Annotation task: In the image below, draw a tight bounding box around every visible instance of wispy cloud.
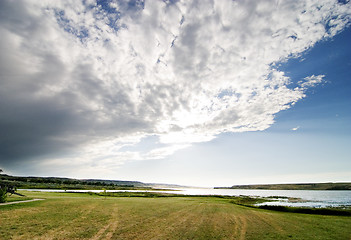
[291,126,300,131]
[0,0,350,170]
[299,75,325,88]
[143,144,191,160]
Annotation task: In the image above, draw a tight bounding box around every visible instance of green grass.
[3,194,33,203]
[0,191,350,240]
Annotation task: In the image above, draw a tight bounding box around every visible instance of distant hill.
[215,182,351,190]
[0,174,185,190]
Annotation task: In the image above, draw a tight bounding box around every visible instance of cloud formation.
[291,126,300,131]
[0,0,350,172]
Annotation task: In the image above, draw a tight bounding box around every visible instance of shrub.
[0,187,7,203]
[258,205,351,216]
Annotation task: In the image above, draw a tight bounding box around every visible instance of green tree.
[0,169,7,202]
[0,186,7,203]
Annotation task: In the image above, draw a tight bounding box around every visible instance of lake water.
[169,188,351,208]
[22,188,351,208]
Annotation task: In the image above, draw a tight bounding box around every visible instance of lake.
[22,188,351,208]
[169,188,351,208]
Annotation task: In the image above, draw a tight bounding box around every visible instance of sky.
[0,0,350,187]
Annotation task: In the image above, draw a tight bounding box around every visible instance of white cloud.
[291,126,300,131]
[0,0,350,169]
[143,144,191,160]
[299,75,325,88]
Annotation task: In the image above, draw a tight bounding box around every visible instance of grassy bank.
[2,194,33,203]
[1,191,350,240]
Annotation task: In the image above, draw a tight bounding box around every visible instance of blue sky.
[0,0,350,187]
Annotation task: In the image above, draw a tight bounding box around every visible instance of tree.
[0,169,5,202]
[0,185,7,203]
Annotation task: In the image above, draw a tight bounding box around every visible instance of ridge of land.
[0,174,186,190]
[215,182,351,190]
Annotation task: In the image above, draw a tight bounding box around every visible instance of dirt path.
[0,199,45,206]
[238,215,247,240]
[90,203,119,240]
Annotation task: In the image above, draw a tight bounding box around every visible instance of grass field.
[1,191,351,240]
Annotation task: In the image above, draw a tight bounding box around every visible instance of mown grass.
[0,191,350,240]
[3,194,33,203]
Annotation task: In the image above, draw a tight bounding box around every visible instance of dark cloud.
[0,91,80,165]
[0,1,148,167]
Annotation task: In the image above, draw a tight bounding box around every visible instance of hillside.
[0,174,183,190]
[215,182,351,190]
